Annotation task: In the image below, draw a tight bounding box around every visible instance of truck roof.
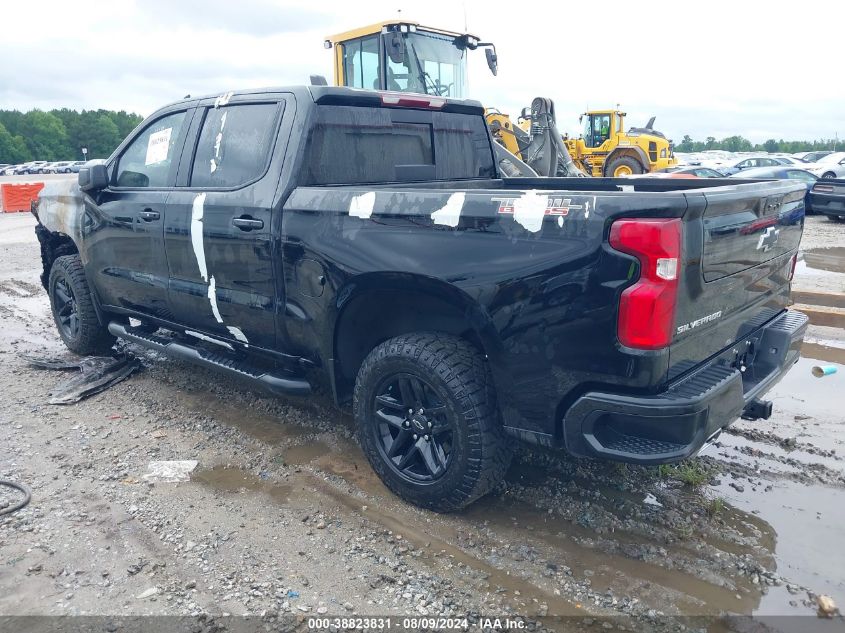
[157,86,485,116]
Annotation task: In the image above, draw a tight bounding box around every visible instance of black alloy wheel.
[372,373,454,482]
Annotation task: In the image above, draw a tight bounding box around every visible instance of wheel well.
[333,286,486,403]
[35,224,78,289]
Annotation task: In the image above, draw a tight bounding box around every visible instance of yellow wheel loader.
[565,110,677,177]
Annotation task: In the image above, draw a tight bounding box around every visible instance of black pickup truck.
[34,86,808,511]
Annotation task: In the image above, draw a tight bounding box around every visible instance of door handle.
[232,217,264,231]
[138,209,160,221]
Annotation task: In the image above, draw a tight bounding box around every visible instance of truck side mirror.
[79,163,108,192]
[485,47,498,76]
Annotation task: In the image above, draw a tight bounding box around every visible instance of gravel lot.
[1,209,843,631]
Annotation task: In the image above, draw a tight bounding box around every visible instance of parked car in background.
[796,151,833,163]
[45,161,75,174]
[771,155,809,166]
[809,179,845,222]
[662,166,725,177]
[23,161,49,174]
[69,161,91,173]
[803,152,845,179]
[712,156,784,175]
[730,166,818,212]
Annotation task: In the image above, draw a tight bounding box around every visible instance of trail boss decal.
[677,310,723,335]
[493,196,583,216]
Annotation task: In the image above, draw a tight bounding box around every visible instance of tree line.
[0,108,144,164]
[675,135,841,154]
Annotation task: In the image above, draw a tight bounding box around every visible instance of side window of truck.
[189,103,281,188]
[114,111,188,188]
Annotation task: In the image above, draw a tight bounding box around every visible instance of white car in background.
[709,155,785,175]
[804,152,845,179]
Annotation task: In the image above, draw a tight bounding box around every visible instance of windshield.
[386,31,468,98]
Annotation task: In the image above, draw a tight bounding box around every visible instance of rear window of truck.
[301,105,496,185]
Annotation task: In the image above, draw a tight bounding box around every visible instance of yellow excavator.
[321,20,676,177]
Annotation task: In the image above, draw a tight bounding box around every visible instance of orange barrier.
[1,182,45,213]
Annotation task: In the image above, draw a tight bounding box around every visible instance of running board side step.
[108,322,311,397]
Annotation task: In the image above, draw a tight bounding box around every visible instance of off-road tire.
[354,332,512,512]
[606,155,644,177]
[48,254,115,355]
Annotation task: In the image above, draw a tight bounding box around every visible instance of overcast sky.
[2,0,843,143]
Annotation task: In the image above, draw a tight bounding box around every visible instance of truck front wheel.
[48,255,115,355]
[607,155,644,177]
[353,332,511,512]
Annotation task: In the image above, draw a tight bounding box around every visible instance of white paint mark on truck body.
[512,190,548,233]
[227,326,249,345]
[213,91,234,108]
[185,330,234,350]
[349,191,376,219]
[190,193,208,282]
[207,276,224,324]
[431,192,465,227]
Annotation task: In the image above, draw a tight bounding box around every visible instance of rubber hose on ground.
[0,480,32,516]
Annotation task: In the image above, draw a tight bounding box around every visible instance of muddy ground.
[1,210,844,631]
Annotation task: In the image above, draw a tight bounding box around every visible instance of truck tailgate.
[669,181,806,380]
[701,186,804,281]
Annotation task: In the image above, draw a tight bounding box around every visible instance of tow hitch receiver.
[742,398,773,421]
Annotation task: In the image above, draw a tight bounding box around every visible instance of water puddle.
[801,341,845,366]
[306,475,585,618]
[765,357,844,422]
[711,478,845,614]
[803,247,845,275]
[192,465,293,504]
[282,441,331,466]
[461,491,763,615]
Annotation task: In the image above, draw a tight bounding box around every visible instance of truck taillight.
[788,253,798,281]
[609,218,682,350]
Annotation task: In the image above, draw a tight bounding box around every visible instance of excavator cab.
[324,21,497,99]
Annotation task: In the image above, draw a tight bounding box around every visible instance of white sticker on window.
[145,128,172,165]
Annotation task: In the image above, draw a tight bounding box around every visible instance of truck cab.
[324,21,497,99]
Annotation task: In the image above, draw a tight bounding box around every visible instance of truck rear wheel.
[353,332,511,512]
[48,255,115,355]
[607,155,644,177]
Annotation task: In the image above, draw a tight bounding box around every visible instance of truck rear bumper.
[562,309,809,465]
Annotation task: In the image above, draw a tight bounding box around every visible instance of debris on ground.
[21,351,142,404]
[817,595,838,617]
[143,460,199,483]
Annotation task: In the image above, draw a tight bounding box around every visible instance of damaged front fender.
[33,179,87,289]
[34,178,86,244]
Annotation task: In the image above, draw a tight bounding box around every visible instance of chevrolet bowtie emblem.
[757,226,780,252]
